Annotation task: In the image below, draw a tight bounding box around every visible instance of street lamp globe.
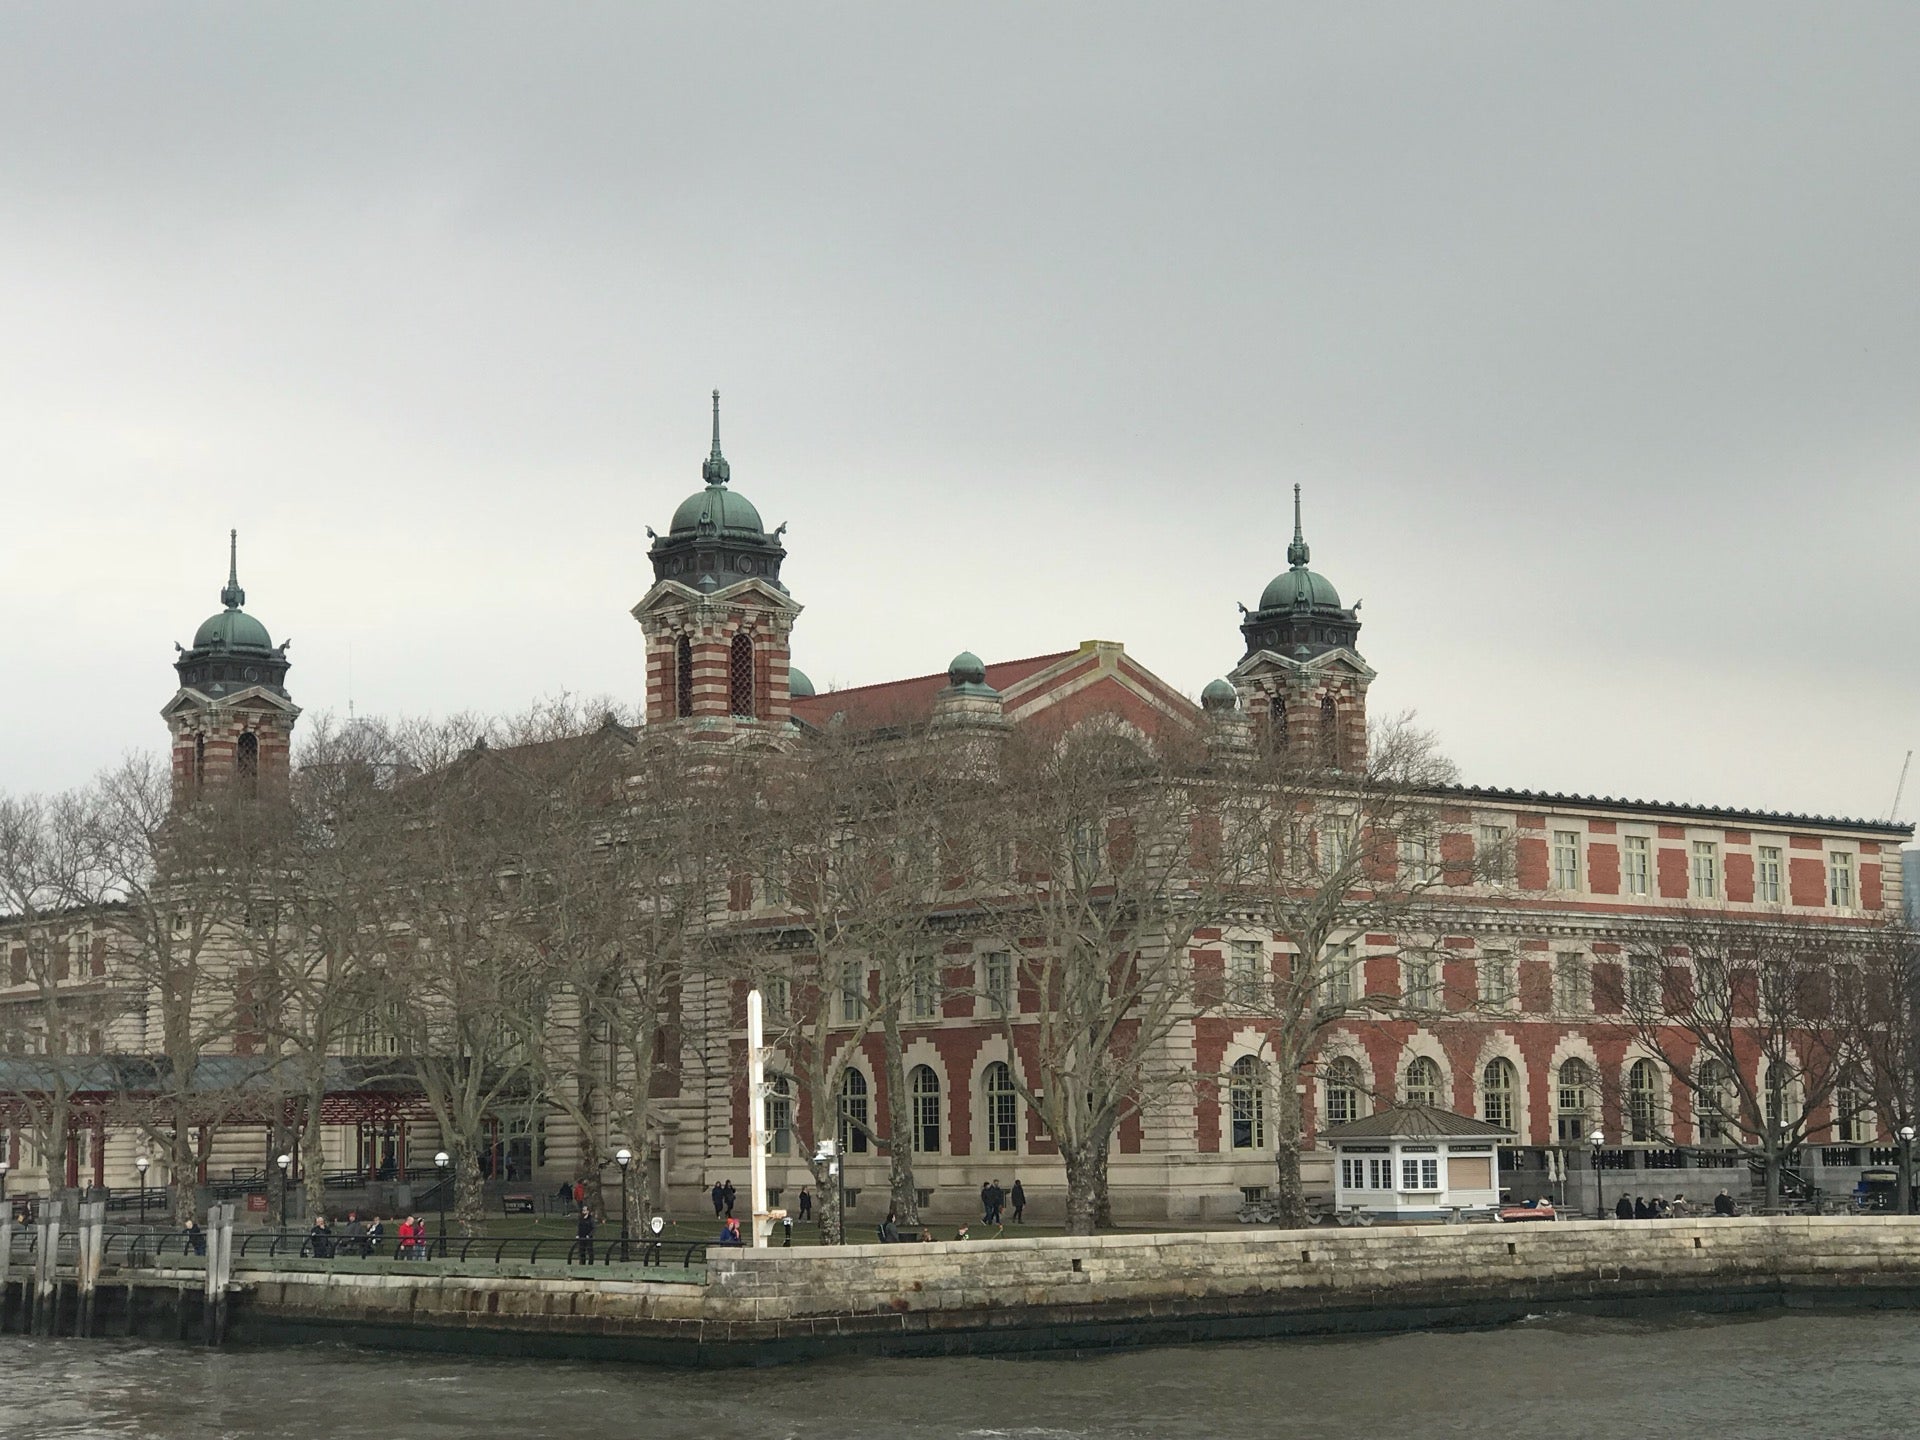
[649,1215,665,1236]
[615,1147,632,1168]
[135,1155,150,1175]
[434,1150,450,1168]
[1901,1126,1915,1143]
[276,1152,292,1171]
[1588,1129,1604,1148]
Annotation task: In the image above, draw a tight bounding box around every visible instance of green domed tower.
[162,531,300,804]
[633,393,803,730]
[1230,487,1374,769]
[1239,485,1362,663]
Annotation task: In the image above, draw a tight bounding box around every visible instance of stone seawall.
[27,1217,1920,1365]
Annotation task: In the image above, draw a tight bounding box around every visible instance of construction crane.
[1890,750,1912,823]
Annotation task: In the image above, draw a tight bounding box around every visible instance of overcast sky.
[2,4,1916,823]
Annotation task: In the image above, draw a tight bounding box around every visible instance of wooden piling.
[203,1202,233,1346]
[76,1199,104,1337]
[0,1216,12,1332]
[32,1199,61,1335]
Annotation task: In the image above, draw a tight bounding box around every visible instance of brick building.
[1,398,1911,1223]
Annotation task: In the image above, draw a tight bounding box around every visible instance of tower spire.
[701,389,731,486]
[220,528,246,610]
[1286,484,1310,569]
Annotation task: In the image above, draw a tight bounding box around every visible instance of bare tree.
[1212,713,1488,1227]
[958,721,1234,1236]
[1607,912,1878,1207]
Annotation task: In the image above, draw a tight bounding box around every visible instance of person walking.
[395,1215,414,1259]
[183,1217,206,1256]
[722,1179,737,1218]
[798,1187,812,1223]
[878,1209,899,1244]
[1615,1192,1634,1220]
[986,1180,1005,1225]
[1010,1179,1026,1224]
[576,1205,597,1265]
[980,1180,993,1224]
[363,1214,385,1257]
[711,1180,726,1218]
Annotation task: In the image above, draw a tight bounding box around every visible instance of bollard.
[0,1216,11,1332]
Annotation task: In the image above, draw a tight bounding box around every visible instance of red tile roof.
[789,650,1076,731]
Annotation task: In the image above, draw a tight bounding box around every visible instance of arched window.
[1696,1059,1733,1144]
[1324,1056,1364,1126]
[1481,1058,1517,1131]
[1269,698,1288,750]
[1404,1056,1441,1108]
[237,731,259,795]
[765,1074,792,1156]
[839,1068,869,1154]
[909,1064,941,1154]
[193,734,206,792]
[1628,1059,1661,1142]
[1834,1075,1870,1145]
[729,632,755,717]
[1229,1055,1266,1150]
[1556,1058,1594,1142]
[1320,695,1338,765]
[675,637,694,719]
[1764,1062,1789,1136]
[983,1061,1019,1154]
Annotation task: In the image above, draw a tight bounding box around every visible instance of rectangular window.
[1691,841,1719,900]
[982,951,1012,1014]
[1368,1157,1393,1189]
[761,976,790,1020]
[1697,955,1730,1012]
[1551,831,1581,890]
[1341,1157,1364,1189]
[1320,814,1358,874]
[838,962,865,1023]
[1627,955,1658,1010]
[1756,846,1783,905]
[1829,852,1855,908]
[1228,940,1264,1007]
[1478,824,1511,884]
[1399,1157,1441,1192]
[1320,944,1355,1009]
[1479,952,1514,1007]
[1553,954,1588,1014]
[1622,836,1651,896]
[1400,833,1438,886]
[909,957,938,1020]
[1402,957,1438,1009]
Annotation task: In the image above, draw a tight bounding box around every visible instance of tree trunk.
[811,1155,843,1244]
[450,1137,486,1236]
[879,1013,918,1225]
[1062,1143,1103,1236]
[1272,1074,1308,1227]
[1091,1131,1114,1229]
[169,1106,198,1223]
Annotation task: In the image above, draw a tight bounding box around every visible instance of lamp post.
[1900,1126,1916,1216]
[275,1151,292,1229]
[1588,1129,1606,1219]
[135,1155,150,1224]
[614,1147,632,1262]
[434,1150,451,1258]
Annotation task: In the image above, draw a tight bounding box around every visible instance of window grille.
[729,633,755,717]
[1481,1058,1516,1130]
[675,638,693,718]
[1325,1057,1364,1125]
[1229,1056,1266,1149]
[909,1065,941,1153]
[984,1062,1019,1153]
[1404,1056,1441,1107]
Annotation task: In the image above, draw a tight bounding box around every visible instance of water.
[4,1310,1918,1439]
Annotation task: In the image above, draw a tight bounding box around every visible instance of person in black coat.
[797,1187,812,1222]
[1633,1196,1652,1220]
[1010,1179,1026,1223]
[722,1179,737,1218]
[710,1181,725,1218]
[1713,1189,1738,1216]
[1615,1193,1634,1220]
[576,1206,597,1264]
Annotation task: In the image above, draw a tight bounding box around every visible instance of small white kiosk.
[1322,1104,1513,1221]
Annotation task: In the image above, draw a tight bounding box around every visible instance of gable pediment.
[631,575,800,622]
[161,685,302,721]
[1230,646,1376,685]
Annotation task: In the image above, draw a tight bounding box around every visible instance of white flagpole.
[747,987,771,1248]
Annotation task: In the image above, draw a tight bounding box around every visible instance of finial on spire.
[220,528,246,610]
[1286,485,1311,569]
[701,388,731,486]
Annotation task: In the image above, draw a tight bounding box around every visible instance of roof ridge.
[799,648,1079,701]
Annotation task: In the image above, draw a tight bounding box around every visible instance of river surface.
[4,1310,1917,1438]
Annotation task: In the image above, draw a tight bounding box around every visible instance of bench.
[500,1194,536,1216]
